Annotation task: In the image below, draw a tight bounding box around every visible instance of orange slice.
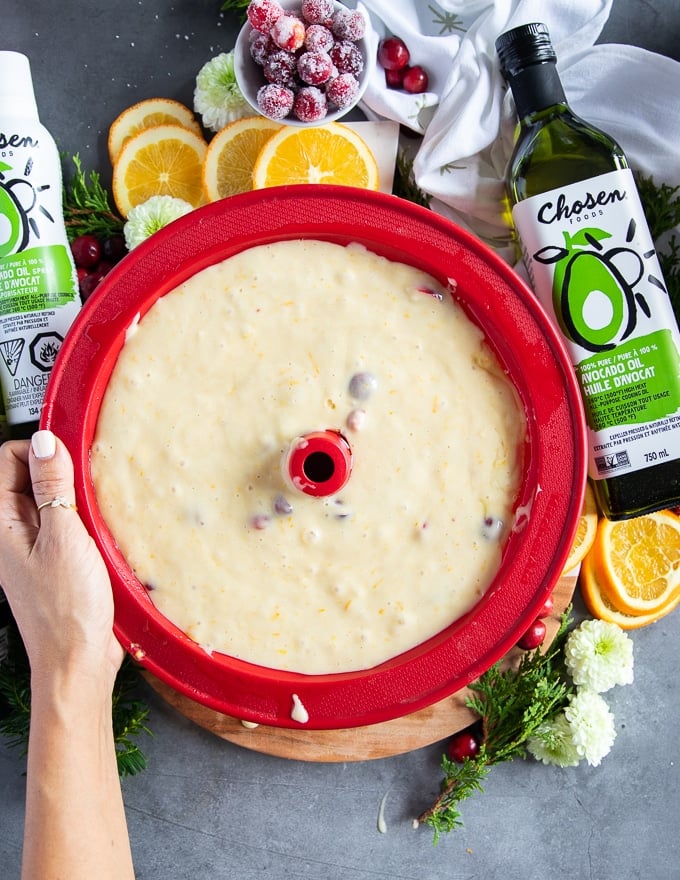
[202,116,282,201]
[579,550,680,629]
[112,124,208,217]
[561,481,598,574]
[252,122,379,190]
[590,509,680,615]
[108,97,202,164]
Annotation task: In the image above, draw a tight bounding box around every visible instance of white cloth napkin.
[357,0,680,260]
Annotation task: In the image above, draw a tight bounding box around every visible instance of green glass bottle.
[496,22,680,520]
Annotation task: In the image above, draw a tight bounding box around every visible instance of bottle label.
[0,129,80,426]
[513,168,680,480]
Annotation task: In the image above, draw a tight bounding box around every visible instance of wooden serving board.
[143,574,577,762]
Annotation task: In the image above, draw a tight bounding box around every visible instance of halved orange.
[202,116,282,202]
[561,481,598,574]
[590,509,680,615]
[580,550,680,629]
[108,97,202,164]
[252,122,379,190]
[112,124,208,217]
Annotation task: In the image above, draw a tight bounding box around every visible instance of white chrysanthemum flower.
[527,713,581,768]
[565,619,634,693]
[123,196,194,250]
[564,689,616,767]
[194,52,251,132]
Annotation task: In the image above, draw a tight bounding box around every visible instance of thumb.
[29,430,78,515]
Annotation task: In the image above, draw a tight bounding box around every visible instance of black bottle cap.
[495,22,556,77]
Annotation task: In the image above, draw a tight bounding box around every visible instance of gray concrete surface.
[2,2,680,878]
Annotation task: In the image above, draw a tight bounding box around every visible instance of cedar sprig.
[418,608,575,842]
[62,154,124,242]
[393,149,432,208]
[0,626,152,778]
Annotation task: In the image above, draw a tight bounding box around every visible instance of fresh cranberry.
[101,234,127,263]
[517,619,547,650]
[385,67,405,89]
[402,65,429,94]
[447,729,481,763]
[536,594,554,619]
[377,36,410,71]
[76,266,89,285]
[70,234,101,269]
[79,269,107,301]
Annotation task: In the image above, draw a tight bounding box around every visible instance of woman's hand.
[0,429,123,687]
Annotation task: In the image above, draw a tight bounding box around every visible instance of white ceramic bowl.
[233,0,374,127]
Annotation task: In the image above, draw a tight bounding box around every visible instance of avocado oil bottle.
[496,23,680,520]
[0,51,81,438]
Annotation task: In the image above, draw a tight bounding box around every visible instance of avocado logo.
[0,156,52,259]
[532,221,663,353]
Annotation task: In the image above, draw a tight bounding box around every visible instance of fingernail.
[31,430,56,460]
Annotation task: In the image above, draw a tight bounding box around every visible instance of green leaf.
[219,0,250,21]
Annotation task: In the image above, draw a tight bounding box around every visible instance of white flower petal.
[124,195,194,250]
[194,51,251,133]
[565,619,634,693]
[564,689,617,767]
[527,713,582,768]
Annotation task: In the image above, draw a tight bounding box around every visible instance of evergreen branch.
[62,154,124,241]
[419,609,575,840]
[636,172,680,320]
[220,0,250,20]
[0,626,152,777]
[393,149,432,208]
[417,753,489,843]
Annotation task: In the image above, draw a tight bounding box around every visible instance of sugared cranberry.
[250,30,275,65]
[447,729,481,763]
[70,234,101,269]
[329,40,363,76]
[257,83,294,119]
[304,23,334,53]
[377,36,410,71]
[247,0,284,34]
[293,86,327,122]
[297,50,333,85]
[517,619,547,650]
[331,8,366,41]
[301,0,334,23]
[402,64,429,94]
[263,50,298,86]
[326,72,359,108]
[270,14,306,51]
